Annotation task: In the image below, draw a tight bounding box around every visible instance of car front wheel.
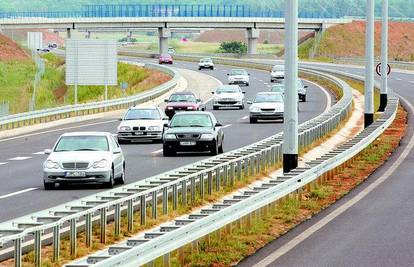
[250,117,257,123]
[104,169,115,188]
[44,181,55,190]
[210,141,219,156]
[116,164,126,185]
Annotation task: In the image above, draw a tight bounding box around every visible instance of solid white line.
[0,119,118,143]
[222,124,232,128]
[152,149,163,154]
[302,79,332,113]
[8,156,32,161]
[0,188,38,200]
[253,95,414,267]
[241,116,249,120]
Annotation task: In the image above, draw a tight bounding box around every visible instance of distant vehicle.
[198,58,215,70]
[43,132,125,189]
[162,111,224,156]
[47,42,58,49]
[164,91,206,119]
[227,69,250,86]
[270,79,308,102]
[248,92,284,123]
[37,47,50,53]
[270,65,285,82]
[117,106,168,143]
[167,47,175,54]
[212,85,245,110]
[159,54,173,64]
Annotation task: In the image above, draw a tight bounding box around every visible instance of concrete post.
[127,31,133,42]
[246,28,259,55]
[365,0,375,127]
[283,0,299,173]
[86,31,91,39]
[379,0,388,112]
[158,27,171,55]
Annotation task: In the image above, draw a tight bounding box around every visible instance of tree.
[219,41,247,54]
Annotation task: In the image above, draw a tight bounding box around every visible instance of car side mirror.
[118,118,123,121]
[304,85,308,89]
[113,148,122,154]
[242,92,246,94]
[164,99,169,103]
[211,92,215,94]
[44,149,52,155]
[162,117,169,121]
[215,122,223,127]
[164,123,169,128]
[227,73,229,76]
[248,73,250,76]
[197,99,202,102]
[247,101,253,104]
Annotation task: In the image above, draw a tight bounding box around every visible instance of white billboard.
[65,39,117,86]
[27,32,43,50]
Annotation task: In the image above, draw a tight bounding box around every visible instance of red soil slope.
[0,34,29,61]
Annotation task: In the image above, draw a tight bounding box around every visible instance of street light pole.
[365,0,375,128]
[379,0,388,112]
[283,0,299,173]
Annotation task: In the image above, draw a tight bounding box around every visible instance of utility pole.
[379,0,388,112]
[283,0,299,173]
[365,0,375,127]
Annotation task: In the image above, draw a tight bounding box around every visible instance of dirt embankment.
[0,34,30,61]
[195,29,314,44]
[314,21,414,61]
[2,29,65,47]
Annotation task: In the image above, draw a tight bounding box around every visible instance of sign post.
[379,0,389,112]
[365,0,375,128]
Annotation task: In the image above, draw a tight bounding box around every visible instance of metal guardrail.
[0,65,352,266]
[0,63,179,131]
[67,69,399,267]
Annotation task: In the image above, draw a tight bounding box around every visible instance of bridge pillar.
[86,31,91,39]
[66,28,72,39]
[158,28,171,55]
[127,31,133,42]
[246,28,259,55]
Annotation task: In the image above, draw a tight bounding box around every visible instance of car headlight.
[148,126,161,131]
[92,159,109,169]
[164,133,176,140]
[187,106,194,110]
[250,107,260,112]
[200,133,215,140]
[119,126,131,131]
[45,160,59,169]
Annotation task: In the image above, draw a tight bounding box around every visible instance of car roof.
[173,111,213,116]
[170,91,196,95]
[230,68,246,71]
[129,105,158,110]
[61,132,110,137]
[257,92,281,95]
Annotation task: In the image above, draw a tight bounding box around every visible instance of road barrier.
[0,66,353,266]
[0,63,179,132]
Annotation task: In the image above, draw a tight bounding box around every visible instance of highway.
[0,59,331,222]
[239,64,414,267]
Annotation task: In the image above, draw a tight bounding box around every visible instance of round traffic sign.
[376,63,391,76]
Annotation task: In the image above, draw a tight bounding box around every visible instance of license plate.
[134,132,144,135]
[65,171,86,177]
[180,141,196,146]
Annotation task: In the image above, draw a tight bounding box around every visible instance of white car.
[298,79,308,102]
[227,69,250,86]
[43,132,125,189]
[212,85,245,110]
[270,65,285,83]
[167,47,175,54]
[198,58,214,70]
[248,92,284,123]
[117,106,168,143]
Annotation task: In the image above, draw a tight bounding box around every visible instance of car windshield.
[271,85,285,93]
[169,94,197,103]
[54,136,109,152]
[272,65,284,72]
[124,109,160,120]
[254,93,284,103]
[170,114,213,128]
[216,86,239,93]
[201,58,212,63]
[230,69,246,76]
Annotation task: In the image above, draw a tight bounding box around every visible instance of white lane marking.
[241,116,249,120]
[253,77,257,80]
[32,151,45,155]
[264,82,269,85]
[0,188,38,200]
[0,119,118,143]
[8,156,32,161]
[259,79,263,82]
[410,81,414,84]
[222,124,232,128]
[0,162,7,166]
[396,78,402,81]
[302,79,332,113]
[152,149,163,154]
[253,94,414,267]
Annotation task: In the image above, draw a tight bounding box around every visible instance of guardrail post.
[33,230,42,267]
[163,187,168,215]
[172,184,178,210]
[215,168,220,191]
[223,165,228,186]
[114,203,121,237]
[100,207,107,243]
[230,163,235,186]
[127,199,134,232]
[207,171,212,195]
[85,213,92,248]
[178,247,185,265]
[14,238,22,267]
[249,156,254,177]
[152,191,158,219]
[163,252,171,267]
[181,180,187,206]
[52,225,60,262]
[190,177,196,204]
[199,174,205,199]
[244,159,249,178]
[140,195,147,225]
[237,160,242,180]
[70,218,77,256]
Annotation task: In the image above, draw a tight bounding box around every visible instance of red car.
[164,92,206,119]
[159,54,173,64]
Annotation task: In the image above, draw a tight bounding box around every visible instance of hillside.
[0,34,29,61]
[300,21,414,62]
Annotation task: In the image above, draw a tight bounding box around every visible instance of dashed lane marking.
[222,124,232,128]
[0,188,38,200]
[0,162,7,166]
[241,116,249,120]
[32,151,45,155]
[8,156,32,161]
[396,78,403,81]
[152,149,163,154]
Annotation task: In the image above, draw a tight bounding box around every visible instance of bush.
[218,41,247,54]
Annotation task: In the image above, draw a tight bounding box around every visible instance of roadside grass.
[0,60,35,114]
[342,77,380,112]
[173,104,407,267]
